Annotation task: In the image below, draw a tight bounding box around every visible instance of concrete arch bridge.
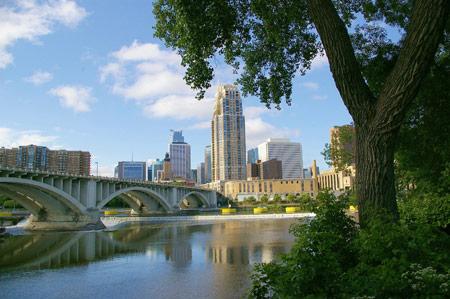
[0,168,217,230]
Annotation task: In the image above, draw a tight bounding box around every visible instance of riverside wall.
[101,213,315,228]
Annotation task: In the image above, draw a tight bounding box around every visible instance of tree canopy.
[153,0,449,225]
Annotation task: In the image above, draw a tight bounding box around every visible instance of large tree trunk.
[356,125,399,224]
[307,0,449,226]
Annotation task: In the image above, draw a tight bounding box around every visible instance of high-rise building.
[160,152,173,181]
[258,138,303,179]
[170,129,184,143]
[197,162,205,184]
[329,125,356,166]
[0,145,90,176]
[211,84,246,181]
[169,130,191,180]
[303,166,320,179]
[247,148,259,164]
[204,145,212,183]
[115,161,147,180]
[151,159,163,182]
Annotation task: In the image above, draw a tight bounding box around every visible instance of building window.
[302,181,305,191]
[270,182,273,192]
[264,182,267,192]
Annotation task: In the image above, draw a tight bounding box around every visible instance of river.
[0,218,299,299]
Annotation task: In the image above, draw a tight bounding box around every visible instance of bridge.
[0,168,217,230]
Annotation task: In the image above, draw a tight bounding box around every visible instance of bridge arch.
[97,187,171,212]
[0,177,86,215]
[179,191,210,209]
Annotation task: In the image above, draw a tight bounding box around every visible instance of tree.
[286,193,297,203]
[273,194,282,203]
[260,195,269,203]
[153,0,450,225]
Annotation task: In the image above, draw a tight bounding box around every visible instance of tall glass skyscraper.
[211,84,246,181]
[204,145,212,183]
[169,130,191,180]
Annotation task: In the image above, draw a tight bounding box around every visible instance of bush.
[248,191,450,298]
[272,194,282,203]
[260,195,269,203]
[286,193,297,203]
[245,196,257,203]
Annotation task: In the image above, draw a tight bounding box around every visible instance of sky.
[0,0,353,177]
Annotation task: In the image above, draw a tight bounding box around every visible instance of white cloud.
[244,106,270,118]
[0,0,88,68]
[0,127,59,147]
[143,95,213,120]
[100,41,220,120]
[187,121,211,130]
[300,81,319,90]
[97,165,114,177]
[245,118,300,149]
[310,53,329,71]
[313,95,328,100]
[49,85,97,112]
[111,40,180,65]
[24,71,53,85]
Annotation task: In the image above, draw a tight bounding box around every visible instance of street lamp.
[95,162,98,176]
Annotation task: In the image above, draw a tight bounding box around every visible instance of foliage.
[398,190,450,232]
[2,199,22,209]
[260,195,268,203]
[395,45,450,194]
[244,196,257,203]
[272,194,281,203]
[321,124,356,171]
[285,193,297,203]
[105,197,130,208]
[298,193,312,209]
[248,191,450,298]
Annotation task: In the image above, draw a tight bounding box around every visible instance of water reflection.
[0,219,296,271]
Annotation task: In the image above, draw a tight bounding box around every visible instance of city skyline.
[0,1,353,177]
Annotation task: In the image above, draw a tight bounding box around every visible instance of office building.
[226,160,319,201]
[197,162,205,184]
[258,138,303,179]
[330,124,356,166]
[247,159,282,180]
[247,148,259,164]
[0,145,90,176]
[204,145,212,183]
[303,166,320,179]
[160,152,173,181]
[169,130,191,180]
[151,159,163,182]
[115,161,147,180]
[211,84,246,181]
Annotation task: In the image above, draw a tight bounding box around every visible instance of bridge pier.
[24,210,105,231]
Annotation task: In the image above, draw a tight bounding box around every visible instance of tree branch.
[306,0,376,123]
[373,0,450,134]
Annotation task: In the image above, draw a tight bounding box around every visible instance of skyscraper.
[204,145,212,183]
[247,148,259,164]
[258,138,303,179]
[169,130,191,180]
[197,162,205,184]
[151,159,163,182]
[211,84,247,181]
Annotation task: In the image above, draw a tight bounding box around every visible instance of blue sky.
[0,0,352,177]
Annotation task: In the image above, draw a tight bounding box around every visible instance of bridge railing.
[0,167,212,192]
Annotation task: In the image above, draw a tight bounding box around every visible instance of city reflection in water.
[0,220,296,272]
[0,219,297,298]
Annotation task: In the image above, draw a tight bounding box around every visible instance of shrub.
[286,193,297,203]
[248,191,450,298]
[272,194,281,203]
[260,195,269,203]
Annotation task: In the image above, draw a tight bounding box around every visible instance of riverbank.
[101,212,315,228]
